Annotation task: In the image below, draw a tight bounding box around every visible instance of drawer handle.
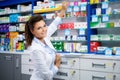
[113,63,116,70]
[92,75,106,80]
[29,69,33,72]
[92,63,106,68]
[72,60,76,64]
[57,71,68,76]
[61,61,67,65]
[113,75,116,80]
[71,71,76,75]
[16,57,19,69]
[29,59,32,62]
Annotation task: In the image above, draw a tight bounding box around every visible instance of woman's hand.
[59,1,68,18]
[54,54,61,68]
[61,1,68,11]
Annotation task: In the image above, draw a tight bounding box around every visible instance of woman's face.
[31,20,47,40]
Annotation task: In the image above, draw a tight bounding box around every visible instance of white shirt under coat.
[28,17,62,80]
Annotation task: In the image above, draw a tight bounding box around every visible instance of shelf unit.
[0,1,34,52]
[32,0,88,53]
[0,0,120,55]
[89,0,120,55]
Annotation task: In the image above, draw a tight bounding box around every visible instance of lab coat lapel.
[32,40,46,52]
[44,37,56,51]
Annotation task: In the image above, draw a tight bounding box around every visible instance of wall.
[0,0,36,7]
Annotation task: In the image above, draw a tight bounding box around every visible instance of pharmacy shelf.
[33,6,62,14]
[91,40,120,42]
[0,0,34,7]
[0,21,27,24]
[90,0,120,5]
[51,40,87,42]
[0,10,32,16]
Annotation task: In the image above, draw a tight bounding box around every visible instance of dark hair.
[25,14,44,47]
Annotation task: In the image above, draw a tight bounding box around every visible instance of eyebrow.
[39,24,46,27]
[36,24,46,30]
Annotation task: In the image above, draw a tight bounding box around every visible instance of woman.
[25,2,68,80]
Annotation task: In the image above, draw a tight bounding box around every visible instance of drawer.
[80,70,120,80]
[54,68,79,80]
[21,55,32,65]
[22,74,31,80]
[79,58,120,73]
[22,64,34,75]
[60,57,79,69]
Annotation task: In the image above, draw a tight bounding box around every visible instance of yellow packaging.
[9,32,18,51]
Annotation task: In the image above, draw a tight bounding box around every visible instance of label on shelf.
[80,4,86,11]
[67,6,72,12]
[73,6,79,12]
[116,48,120,56]
[96,8,101,15]
[102,2,109,9]
[64,29,71,36]
[100,23,106,28]
[114,22,120,27]
[102,14,109,22]
[91,15,98,22]
[78,29,85,35]
[97,47,107,53]
[105,48,112,55]
[91,35,99,41]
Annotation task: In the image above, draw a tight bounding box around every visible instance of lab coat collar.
[33,37,56,52]
[33,37,46,47]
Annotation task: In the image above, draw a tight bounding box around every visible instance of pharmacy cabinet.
[79,55,120,80]
[79,58,120,73]
[22,74,31,80]
[0,53,21,80]
[21,54,32,65]
[54,55,80,80]
[80,70,120,80]
[21,54,33,80]
[60,57,80,69]
[0,54,14,80]
[54,68,79,80]
[14,54,22,80]
[21,54,80,80]
[22,65,34,75]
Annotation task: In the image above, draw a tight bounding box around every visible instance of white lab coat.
[28,17,62,80]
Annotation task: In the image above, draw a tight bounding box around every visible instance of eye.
[37,27,42,30]
[43,24,47,27]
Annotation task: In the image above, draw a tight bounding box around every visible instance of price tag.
[105,48,112,55]
[102,2,109,9]
[67,7,72,12]
[116,48,120,56]
[100,23,106,28]
[73,6,79,12]
[92,15,98,22]
[79,29,85,35]
[102,14,109,22]
[80,4,86,11]
[114,22,119,27]
[64,29,71,36]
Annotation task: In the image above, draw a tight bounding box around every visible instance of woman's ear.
[30,29,34,35]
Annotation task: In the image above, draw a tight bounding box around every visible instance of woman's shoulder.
[28,40,42,51]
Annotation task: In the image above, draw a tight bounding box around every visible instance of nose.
[41,26,47,31]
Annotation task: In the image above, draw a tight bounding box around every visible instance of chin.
[43,35,47,38]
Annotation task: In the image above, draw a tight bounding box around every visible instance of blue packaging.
[92,9,96,15]
[101,9,106,14]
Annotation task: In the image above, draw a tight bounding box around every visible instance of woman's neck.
[39,38,46,44]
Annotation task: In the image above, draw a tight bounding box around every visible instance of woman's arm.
[47,1,68,37]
